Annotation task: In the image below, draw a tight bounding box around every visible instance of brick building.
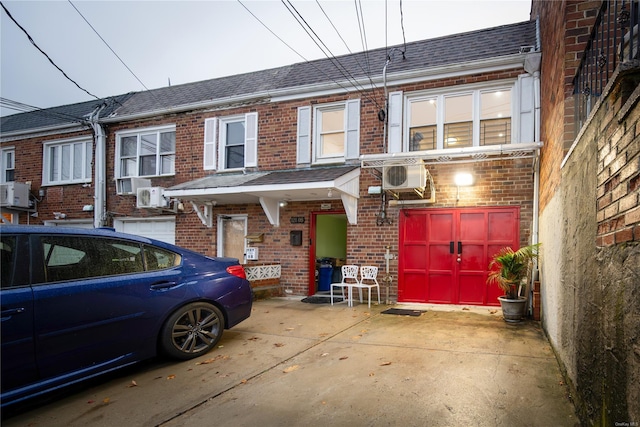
[532,0,639,425]
[1,20,541,305]
[2,1,639,424]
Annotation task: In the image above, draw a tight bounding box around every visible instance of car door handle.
[1,307,26,318]
[150,281,179,290]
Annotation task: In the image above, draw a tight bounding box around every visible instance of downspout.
[529,27,542,315]
[381,47,404,154]
[532,68,541,247]
[87,104,107,228]
[533,14,542,248]
[382,57,390,153]
[530,70,542,316]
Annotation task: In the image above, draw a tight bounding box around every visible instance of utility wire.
[237,1,310,62]
[237,0,377,106]
[282,1,361,87]
[0,97,87,122]
[314,0,379,93]
[399,0,407,54]
[282,0,381,109]
[355,0,372,78]
[0,1,100,100]
[67,1,165,108]
[68,0,149,92]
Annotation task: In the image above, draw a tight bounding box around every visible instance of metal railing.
[573,0,639,133]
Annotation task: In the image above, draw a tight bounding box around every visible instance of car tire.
[160,302,224,360]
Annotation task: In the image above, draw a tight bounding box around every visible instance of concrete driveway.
[2,298,578,427]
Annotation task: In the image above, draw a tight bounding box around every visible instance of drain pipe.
[87,104,107,228]
[381,48,404,154]
[529,49,542,316]
[381,56,391,153]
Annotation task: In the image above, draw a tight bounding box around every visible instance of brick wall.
[596,68,640,246]
[4,65,536,300]
[533,0,600,212]
[0,129,96,225]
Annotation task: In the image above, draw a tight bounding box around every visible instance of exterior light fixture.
[279,200,288,208]
[454,172,473,201]
[327,189,333,198]
[454,172,473,187]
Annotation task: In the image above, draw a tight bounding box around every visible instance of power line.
[399,0,407,54]
[67,0,150,92]
[314,0,379,93]
[354,0,372,78]
[237,0,310,63]
[0,97,87,123]
[67,1,166,108]
[237,0,379,107]
[0,1,100,100]
[281,0,382,109]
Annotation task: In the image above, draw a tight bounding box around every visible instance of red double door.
[398,207,520,306]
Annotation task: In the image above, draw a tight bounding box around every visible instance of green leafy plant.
[487,243,540,299]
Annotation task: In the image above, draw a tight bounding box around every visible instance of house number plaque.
[290,217,305,224]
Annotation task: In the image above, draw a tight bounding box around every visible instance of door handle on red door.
[450,242,455,254]
[458,242,462,254]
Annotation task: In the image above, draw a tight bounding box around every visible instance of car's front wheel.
[160,302,224,360]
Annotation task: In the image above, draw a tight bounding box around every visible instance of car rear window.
[38,236,146,283]
[143,245,181,271]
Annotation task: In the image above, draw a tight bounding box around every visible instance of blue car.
[0,225,253,408]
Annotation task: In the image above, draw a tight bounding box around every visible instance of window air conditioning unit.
[382,161,427,193]
[136,187,167,209]
[0,182,30,208]
[118,177,152,195]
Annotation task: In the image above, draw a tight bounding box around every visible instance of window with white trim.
[116,126,175,181]
[296,99,360,165]
[316,105,345,159]
[1,147,15,183]
[221,116,247,169]
[392,83,518,153]
[203,113,258,171]
[42,139,92,185]
[480,89,512,145]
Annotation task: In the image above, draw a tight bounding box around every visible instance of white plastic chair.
[352,266,381,308]
[331,265,359,306]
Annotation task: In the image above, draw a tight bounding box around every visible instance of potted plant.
[487,243,540,323]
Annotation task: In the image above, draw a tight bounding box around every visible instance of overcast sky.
[0,0,531,117]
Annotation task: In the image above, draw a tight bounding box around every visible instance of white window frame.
[203,113,258,172]
[219,115,247,171]
[115,125,176,180]
[1,146,15,184]
[402,81,515,152]
[42,138,92,186]
[310,99,360,165]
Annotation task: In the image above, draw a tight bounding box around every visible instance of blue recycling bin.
[318,264,333,292]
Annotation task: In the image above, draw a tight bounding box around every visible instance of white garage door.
[114,217,175,244]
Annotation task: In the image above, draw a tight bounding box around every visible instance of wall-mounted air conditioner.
[136,187,167,208]
[0,182,30,208]
[118,177,151,195]
[382,161,427,193]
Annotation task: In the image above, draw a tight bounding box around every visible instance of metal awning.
[360,142,543,169]
[163,166,360,227]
